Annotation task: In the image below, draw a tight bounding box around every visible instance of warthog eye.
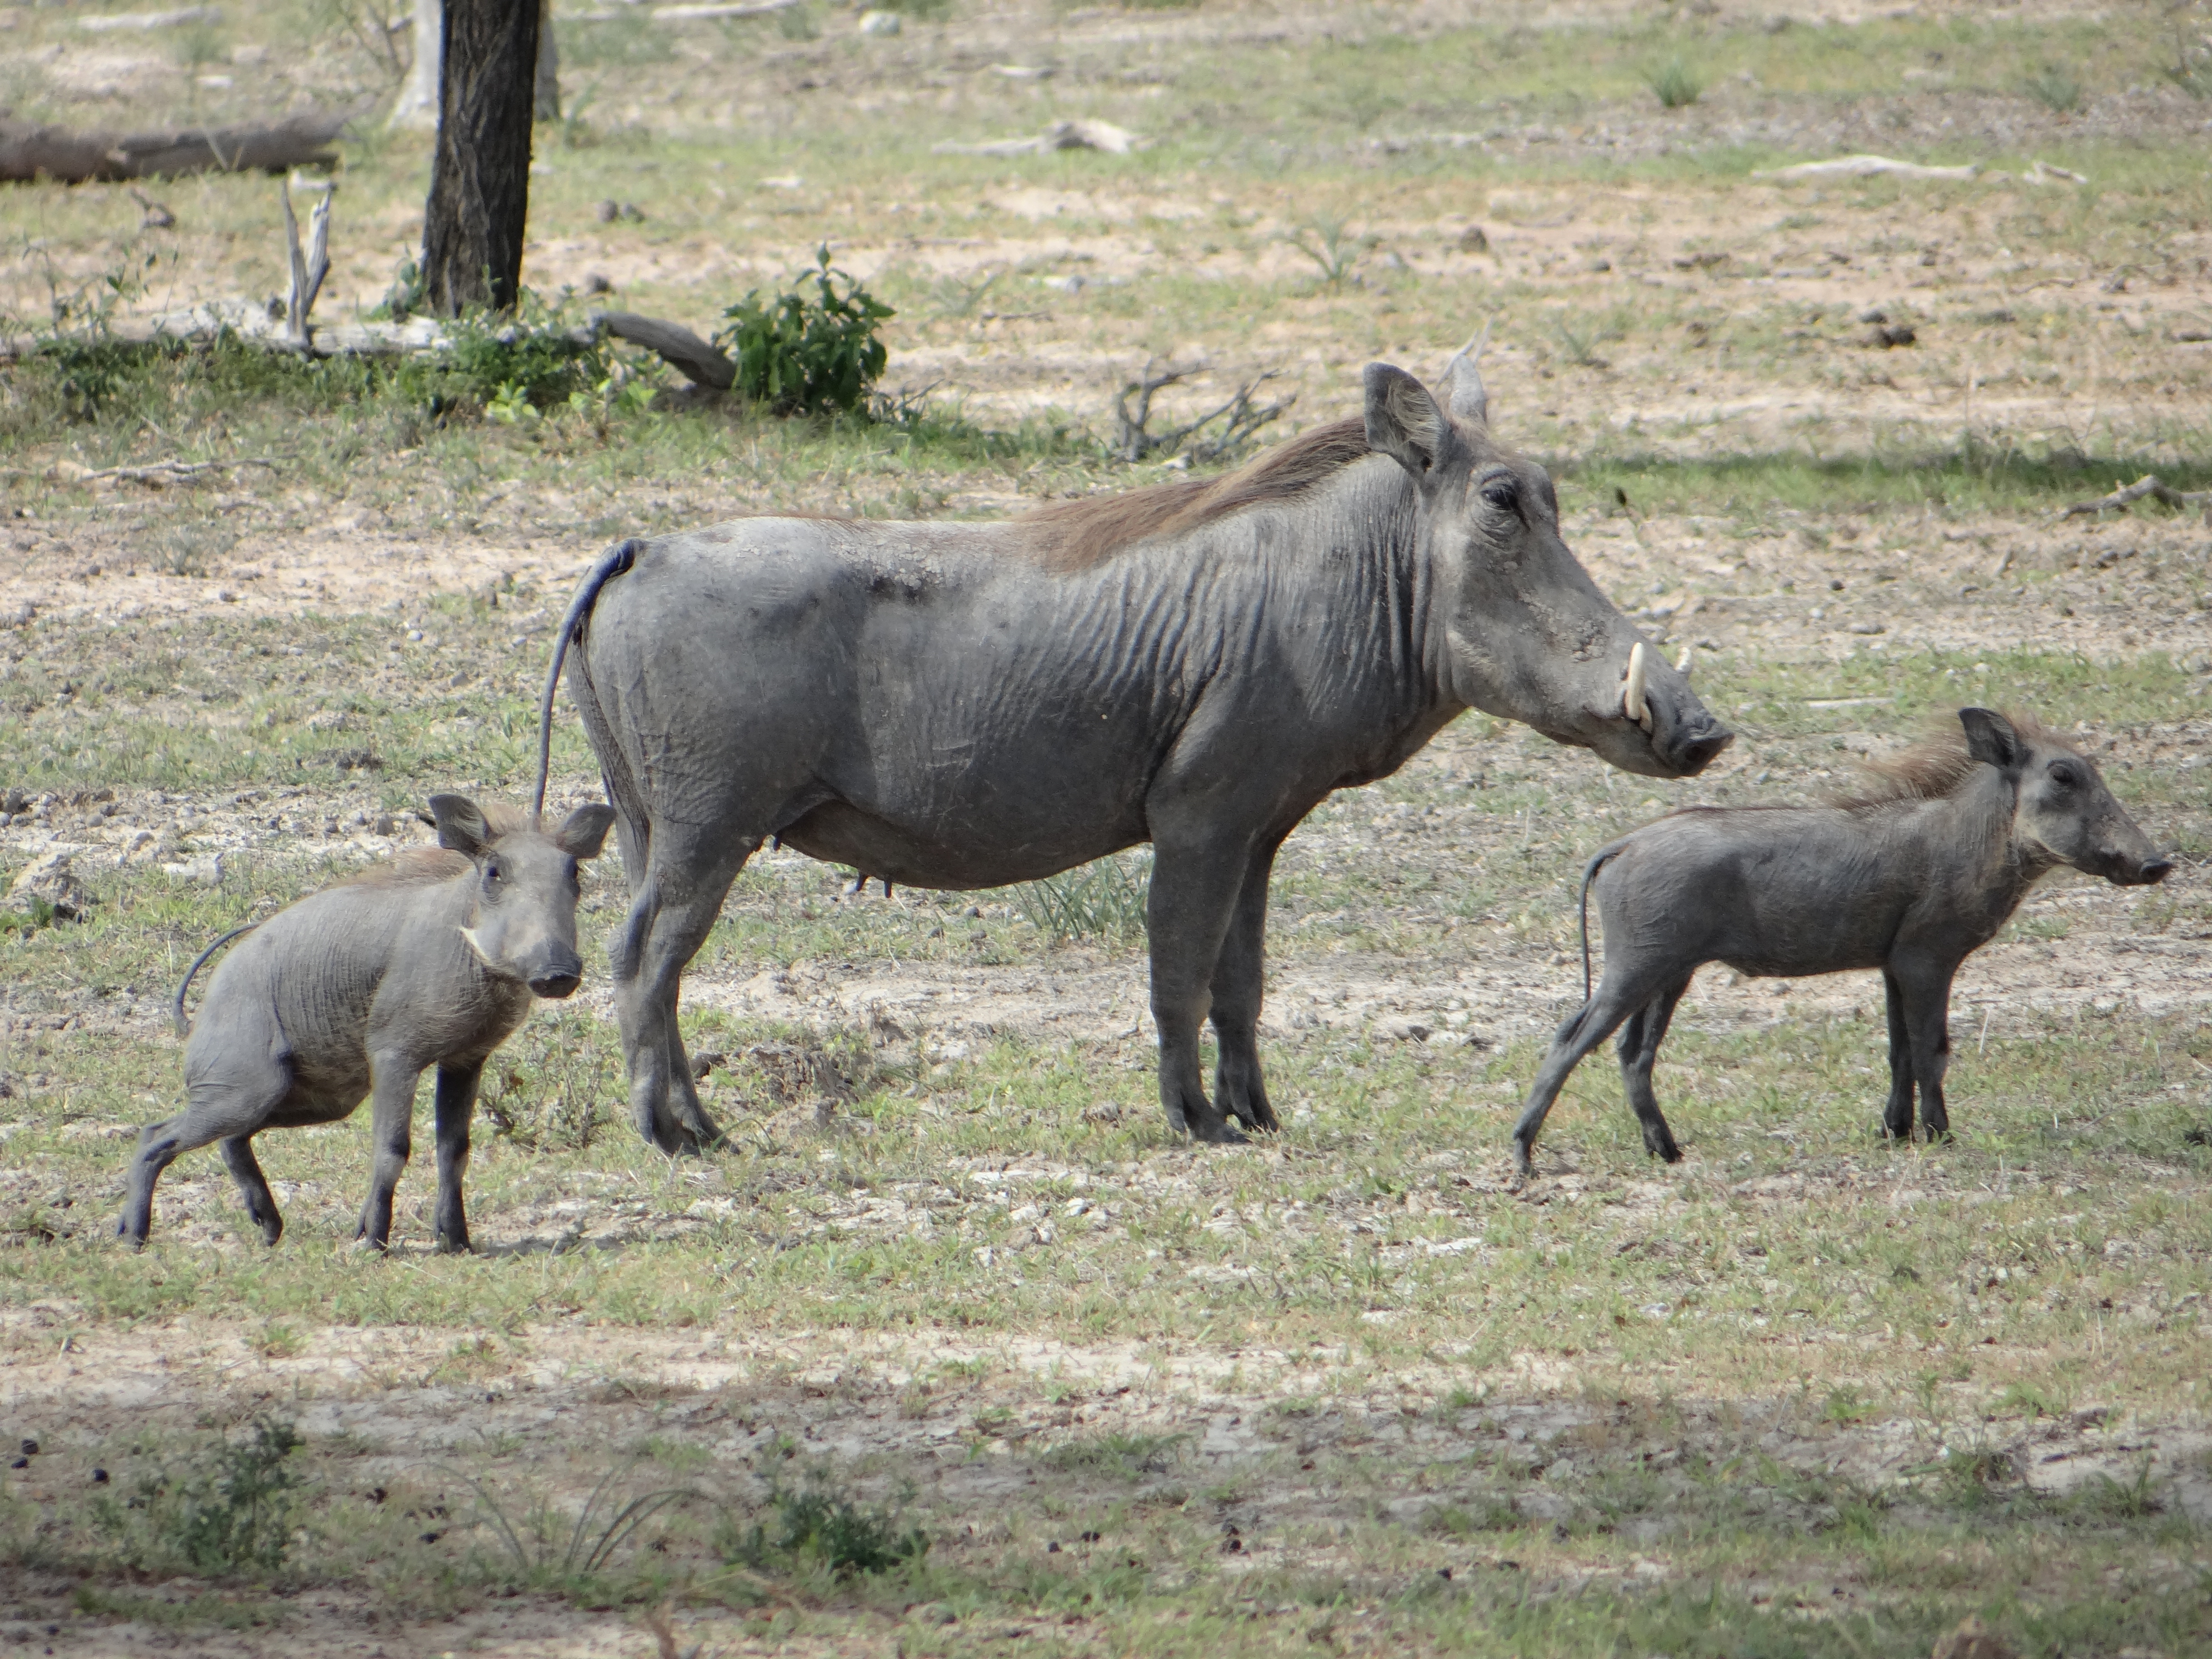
[1479,477,1518,513]
[2047,761,2082,789]
[485,859,504,885]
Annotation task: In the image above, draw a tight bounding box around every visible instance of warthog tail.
[172,924,258,1037]
[535,538,643,822]
[1578,840,1629,1005]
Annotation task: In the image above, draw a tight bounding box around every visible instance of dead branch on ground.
[2060,474,2212,518]
[0,109,357,186]
[1112,363,1294,466]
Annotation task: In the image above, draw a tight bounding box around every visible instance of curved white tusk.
[1674,646,1693,679]
[458,926,495,968]
[1623,641,1650,729]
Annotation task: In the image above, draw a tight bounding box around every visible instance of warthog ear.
[1959,707,2026,773]
[1364,363,1450,480]
[554,803,619,861]
[429,795,492,858]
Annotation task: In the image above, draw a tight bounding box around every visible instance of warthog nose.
[529,968,582,999]
[1668,722,1735,778]
[2137,858,2173,886]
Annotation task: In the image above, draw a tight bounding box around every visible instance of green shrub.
[719,1475,927,1576]
[94,1419,308,1577]
[2025,65,2084,113]
[1017,851,1151,944]
[714,246,894,416]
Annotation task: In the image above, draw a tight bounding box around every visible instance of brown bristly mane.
[1831,709,2068,810]
[333,803,535,888]
[1020,417,1373,569]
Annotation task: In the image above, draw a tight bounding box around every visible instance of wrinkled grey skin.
[1512,708,2171,1178]
[560,358,1734,1153]
[119,797,617,1251]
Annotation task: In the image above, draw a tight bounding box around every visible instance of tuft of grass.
[2024,65,2085,113]
[1646,58,1705,109]
[1039,1430,1188,1478]
[464,1461,696,1589]
[1016,852,1151,945]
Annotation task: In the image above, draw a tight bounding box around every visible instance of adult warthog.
[539,354,1734,1153]
[1511,708,2172,1177]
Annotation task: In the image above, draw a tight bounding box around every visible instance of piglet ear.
[1959,708,2026,773]
[555,803,618,861]
[429,794,492,859]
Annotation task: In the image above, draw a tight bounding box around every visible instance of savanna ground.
[4,0,2212,1653]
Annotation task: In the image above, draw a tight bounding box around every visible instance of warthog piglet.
[1513,708,2170,1177]
[121,795,616,1251]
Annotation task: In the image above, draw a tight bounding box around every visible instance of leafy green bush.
[714,246,894,416]
[719,1475,927,1576]
[94,1419,307,1577]
[439,292,611,413]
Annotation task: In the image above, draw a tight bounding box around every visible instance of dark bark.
[0,110,352,185]
[421,0,540,317]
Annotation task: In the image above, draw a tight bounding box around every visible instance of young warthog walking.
[120,796,616,1251]
[1512,709,2170,1177]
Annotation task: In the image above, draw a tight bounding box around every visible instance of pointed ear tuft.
[1363,363,1450,480]
[429,795,492,859]
[1959,708,2026,773]
[555,803,619,861]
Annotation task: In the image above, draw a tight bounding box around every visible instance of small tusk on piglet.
[1674,646,1693,679]
[1622,641,1650,729]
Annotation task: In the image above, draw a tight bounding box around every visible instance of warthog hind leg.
[1209,837,1285,1134]
[119,1048,291,1248]
[1614,974,1692,1162]
[1513,959,1678,1179]
[612,827,752,1156]
[217,1135,284,1246]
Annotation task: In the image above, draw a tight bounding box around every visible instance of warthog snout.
[528,954,584,1000]
[2113,853,2173,887]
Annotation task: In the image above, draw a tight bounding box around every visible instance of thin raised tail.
[1578,840,1627,1005]
[172,924,258,1037]
[534,537,642,822]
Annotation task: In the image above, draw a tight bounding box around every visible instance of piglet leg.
[1894,961,1959,1143]
[1614,975,1692,1163]
[356,1054,421,1251]
[432,1061,480,1255]
[1513,962,1674,1179]
[1880,971,1916,1141]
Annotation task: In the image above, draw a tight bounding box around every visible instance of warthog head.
[431,794,619,998]
[1962,708,2172,886]
[1363,351,1734,779]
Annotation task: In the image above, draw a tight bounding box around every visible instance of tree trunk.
[534,0,561,123]
[419,0,539,317]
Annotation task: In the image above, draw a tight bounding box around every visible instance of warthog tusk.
[458,926,496,969]
[1674,646,1693,679]
[1623,641,1650,728]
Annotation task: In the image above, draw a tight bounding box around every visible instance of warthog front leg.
[1145,835,1256,1144]
[1209,836,1285,1135]
[1880,970,1916,1142]
[1614,975,1692,1163]
[217,1136,284,1247]
[432,1062,481,1254]
[357,1053,422,1251]
[1892,960,1959,1143]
